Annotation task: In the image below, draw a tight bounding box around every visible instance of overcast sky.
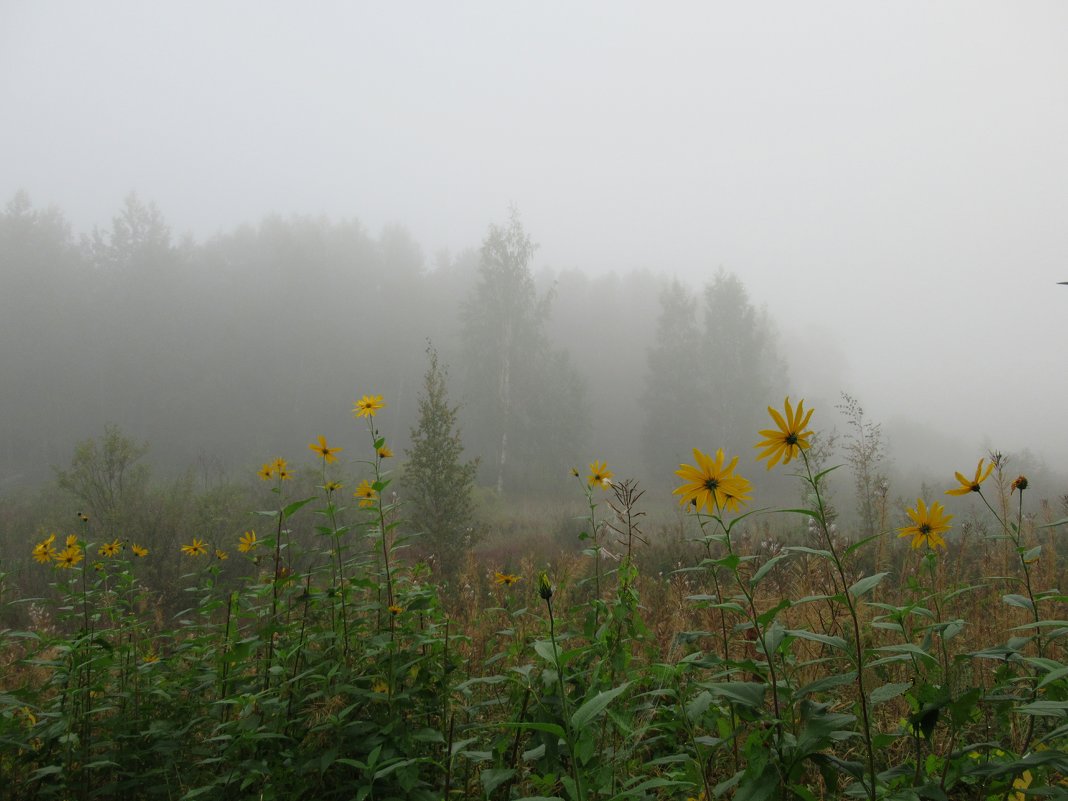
[3,1,1067,467]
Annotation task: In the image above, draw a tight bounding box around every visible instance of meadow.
[2,396,1067,801]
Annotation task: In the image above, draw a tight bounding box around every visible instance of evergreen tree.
[404,346,480,575]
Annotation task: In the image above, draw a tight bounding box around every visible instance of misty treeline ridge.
[2,190,1063,517]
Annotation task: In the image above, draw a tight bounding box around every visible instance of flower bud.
[537,571,553,600]
[1011,475,1029,493]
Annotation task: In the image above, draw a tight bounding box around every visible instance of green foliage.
[3,396,1068,800]
[404,346,480,575]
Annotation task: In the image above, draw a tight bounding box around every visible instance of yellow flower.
[371,680,389,694]
[946,458,994,496]
[131,544,149,558]
[238,530,258,553]
[354,479,377,508]
[569,467,580,477]
[494,571,520,586]
[257,463,274,481]
[142,651,159,665]
[1011,769,1033,801]
[324,480,343,493]
[55,546,84,569]
[32,534,57,564]
[66,534,80,548]
[588,460,614,489]
[309,435,343,463]
[181,538,208,557]
[377,444,393,459]
[674,448,752,514]
[388,604,404,615]
[354,394,386,418]
[16,706,37,728]
[215,549,229,561]
[1011,475,1029,494]
[898,499,953,550]
[98,539,122,558]
[755,397,814,469]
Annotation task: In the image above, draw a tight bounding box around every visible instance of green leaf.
[1002,594,1035,611]
[869,681,911,706]
[848,571,888,599]
[282,497,316,520]
[480,768,515,795]
[499,721,566,739]
[704,681,767,710]
[785,629,848,652]
[750,553,790,587]
[571,682,631,730]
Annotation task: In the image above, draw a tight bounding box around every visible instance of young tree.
[404,346,480,575]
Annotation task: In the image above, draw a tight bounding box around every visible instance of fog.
[2,2,1066,506]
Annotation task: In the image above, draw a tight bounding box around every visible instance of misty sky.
[3,2,1067,467]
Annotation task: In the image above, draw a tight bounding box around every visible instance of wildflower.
[494,571,520,586]
[354,479,377,508]
[309,435,342,463]
[55,547,84,569]
[215,549,229,561]
[98,539,122,558]
[588,460,614,489]
[92,561,105,572]
[388,604,403,615]
[898,499,953,550]
[16,706,36,727]
[324,480,343,493]
[674,448,752,514]
[257,463,274,481]
[1011,770,1033,801]
[371,680,389,694]
[570,467,580,477]
[181,538,208,557]
[755,397,814,469]
[77,512,89,523]
[66,534,80,548]
[238,530,258,553]
[131,544,149,558]
[946,458,994,496]
[142,651,159,665]
[32,534,57,564]
[538,572,554,600]
[1011,475,1029,494]
[377,444,393,459]
[354,394,386,418]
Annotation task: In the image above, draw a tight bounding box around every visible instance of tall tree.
[461,210,588,494]
[641,279,707,483]
[702,270,784,457]
[404,346,480,575]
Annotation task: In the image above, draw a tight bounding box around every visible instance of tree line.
[0,191,785,498]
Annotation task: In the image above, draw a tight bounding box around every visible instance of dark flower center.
[703,478,719,491]
[785,433,799,446]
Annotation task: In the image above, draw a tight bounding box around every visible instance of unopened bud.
[537,571,553,601]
